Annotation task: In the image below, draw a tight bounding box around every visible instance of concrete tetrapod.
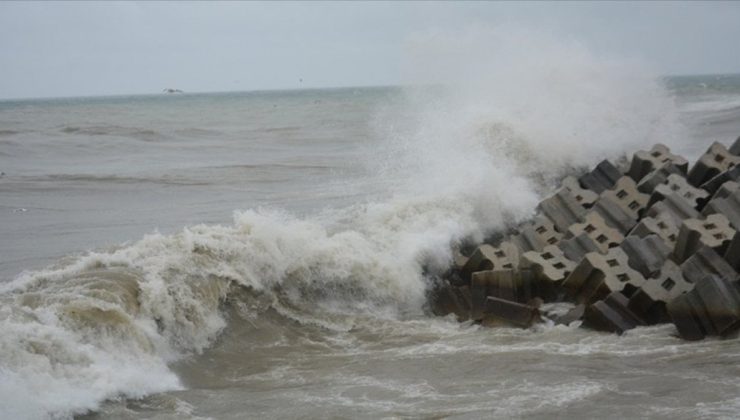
[636,162,685,194]
[680,246,738,285]
[537,189,587,233]
[461,242,520,280]
[628,143,688,182]
[582,292,646,334]
[667,274,740,340]
[482,296,541,328]
[568,211,625,253]
[673,213,736,263]
[600,177,650,221]
[687,142,740,186]
[510,216,562,253]
[651,174,710,210]
[562,248,647,305]
[470,269,538,320]
[578,159,623,194]
[702,188,740,231]
[628,260,693,325]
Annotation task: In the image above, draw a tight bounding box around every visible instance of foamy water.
[2,30,740,419]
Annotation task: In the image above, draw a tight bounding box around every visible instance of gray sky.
[1,1,739,99]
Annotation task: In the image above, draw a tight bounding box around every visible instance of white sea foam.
[0,26,691,419]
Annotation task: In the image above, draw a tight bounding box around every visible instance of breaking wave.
[0,26,690,419]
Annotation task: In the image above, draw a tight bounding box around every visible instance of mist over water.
[1,29,739,419]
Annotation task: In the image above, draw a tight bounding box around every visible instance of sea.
[1,71,740,419]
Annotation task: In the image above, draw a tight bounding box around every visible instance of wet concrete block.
[674,214,736,263]
[628,260,692,324]
[600,177,650,220]
[699,166,740,197]
[620,234,671,278]
[568,211,625,253]
[628,144,689,182]
[681,246,738,284]
[430,284,472,321]
[470,269,538,320]
[651,174,710,209]
[582,292,646,334]
[562,176,598,209]
[562,248,646,304]
[667,291,710,340]
[521,245,577,285]
[636,162,684,194]
[668,274,740,340]
[482,296,541,328]
[511,216,562,253]
[724,232,740,272]
[555,304,586,326]
[578,159,623,194]
[645,192,700,227]
[462,242,520,280]
[558,233,601,262]
[693,275,740,335]
[710,181,739,201]
[687,142,740,186]
[702,188,740,231]
[537,189,587,233]
[628,213,679,248]
[592,196,637,234]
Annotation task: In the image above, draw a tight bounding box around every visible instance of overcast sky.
[1,1,739,99]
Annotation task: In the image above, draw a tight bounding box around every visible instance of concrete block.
[582,292,646,334]
[430,284,471,321]
[600,177,650,220]
[687,142,740,186]
[628,144,689,182]
[510,216,562,253]
[667,291,711,340]
[562,176,598,208]
[620,234,671,278]
[645,193,700,227]
[462,242,520,279]
[703,188,740,231]
[710,181,739,201]
[674,214,736,263]
[558,233,601,262]
[568,211,624,253]
[681,246,738,284]
[724,232,740,272]
[520,245,575,301]
[730,136,740,155]
[578,159,622,194]
[700,166,740,197]
[628,260,692,324]
[668,275,740,340]
[562,248,646,304]
[651,174,710,209]
[470,269,538,320]
[592,196,638,234]
[636,162,684,194]
[628,213,679,248]
[482,296,541,328]
[537,189,587,233]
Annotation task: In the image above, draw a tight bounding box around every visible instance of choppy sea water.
[1,69,740,419]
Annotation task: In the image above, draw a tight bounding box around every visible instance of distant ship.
[162,88,184,94]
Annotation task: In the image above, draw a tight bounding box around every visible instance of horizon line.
[1,72,739,102]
